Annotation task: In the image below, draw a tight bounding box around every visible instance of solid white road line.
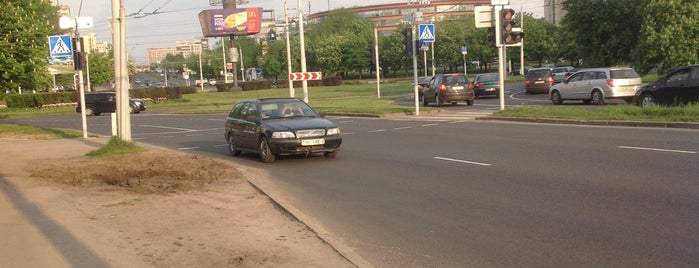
[434,156,492,166]
[618,146,696,154]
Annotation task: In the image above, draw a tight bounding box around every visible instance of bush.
[5,92,73,108]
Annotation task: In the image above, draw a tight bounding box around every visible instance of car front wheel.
[259,137,275,163]
[227,134,241,156]
[551,91,563,105]
[85,107,95,116]
[640,93,655,108]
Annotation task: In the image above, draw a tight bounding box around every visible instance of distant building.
[147,47,177,66]
[147,39,209,66]
[544,0,566,26]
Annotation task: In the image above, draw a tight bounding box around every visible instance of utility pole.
[111,0,130,141]
[284,0,294,97]
[298,0,309,103]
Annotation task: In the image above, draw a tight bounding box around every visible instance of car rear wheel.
[259,137,275,163]
[85,106,95,116]
[435,95,443,106]
[227,134,241,156]
[551,91,563,105]
[591,90,605,105]
[640,93,655,108]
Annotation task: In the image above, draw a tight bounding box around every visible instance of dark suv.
[525,67,554,94]
[422,73,474,106]
[76,92,146,116]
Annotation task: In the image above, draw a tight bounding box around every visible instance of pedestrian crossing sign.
[418,24,435,42]
[48,35,72,58]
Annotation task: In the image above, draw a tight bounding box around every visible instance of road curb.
[246,178,370,268]
[477,116,699,129]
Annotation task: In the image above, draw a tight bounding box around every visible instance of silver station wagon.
[549,67,643,105]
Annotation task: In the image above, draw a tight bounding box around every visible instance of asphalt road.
[4,89,699,267]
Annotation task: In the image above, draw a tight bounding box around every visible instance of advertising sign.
[198,8,262,37]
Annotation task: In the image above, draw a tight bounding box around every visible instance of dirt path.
[0,137,355,267]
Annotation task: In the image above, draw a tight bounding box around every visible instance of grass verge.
[86,136,148,157]
[0,124,84,139]
[494,104,699,122]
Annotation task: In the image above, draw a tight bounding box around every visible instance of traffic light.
[402,28,413,56]
[500,8,524,45]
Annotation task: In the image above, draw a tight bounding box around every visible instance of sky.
[57,0,544,65]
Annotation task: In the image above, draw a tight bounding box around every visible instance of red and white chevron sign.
[289,72,323,81]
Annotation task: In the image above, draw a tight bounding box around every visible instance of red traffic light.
[501,8,515,21]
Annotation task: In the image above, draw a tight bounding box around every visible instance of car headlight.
[326,127,340,135]
[272,131,296,139]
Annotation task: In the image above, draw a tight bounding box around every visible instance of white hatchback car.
[549,67,643,105]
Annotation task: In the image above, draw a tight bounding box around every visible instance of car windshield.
[260,100,318,120]
[610,69,640,79]
[552,67,568,73]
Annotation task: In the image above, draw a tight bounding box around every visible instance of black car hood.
[263,117,336,131]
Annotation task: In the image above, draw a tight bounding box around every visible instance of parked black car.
[422,73,474,106]
[75,92,146,116]
[224,98,342,163]
[634,65,699,107]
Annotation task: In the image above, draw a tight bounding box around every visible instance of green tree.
[561,0,644,67]
[2,0,61,93]
[632,0,699,74]
[434,20,469,73]
[87,52,114,89]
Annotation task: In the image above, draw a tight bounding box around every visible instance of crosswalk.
[390,105,499,122]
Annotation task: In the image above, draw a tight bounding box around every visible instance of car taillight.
[496,81,500,86]
[607,79,614,87]
[547,77,554,86]
[440,84,447,91]
[475,82,483,87]
[525,80,532,87]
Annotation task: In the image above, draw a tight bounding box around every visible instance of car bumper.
[439,92,474,102]
[475,87,498,96]
[270,135,342,155]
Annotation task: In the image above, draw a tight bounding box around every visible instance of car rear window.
[610,69,640,79]
[528,69,551,78]
[478,74,498,81]
[444,75,467,84]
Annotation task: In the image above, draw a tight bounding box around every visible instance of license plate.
[301,138,325,146]
[486,87,495,91]
[452,86,464,90]
[535,81,544,84]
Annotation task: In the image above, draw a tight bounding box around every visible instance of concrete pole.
[374,27,380,98]
[111,0,122,138]
[298,0,309,103]
[285,0,295,97]
[222,37,228,84]
[119,1,131,140]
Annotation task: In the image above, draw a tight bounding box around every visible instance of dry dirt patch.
[32,150,244,194]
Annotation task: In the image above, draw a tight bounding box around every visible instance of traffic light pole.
[411,23,420,116]
[494,5,506,111]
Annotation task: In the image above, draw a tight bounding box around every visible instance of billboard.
[198,8,262,37]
